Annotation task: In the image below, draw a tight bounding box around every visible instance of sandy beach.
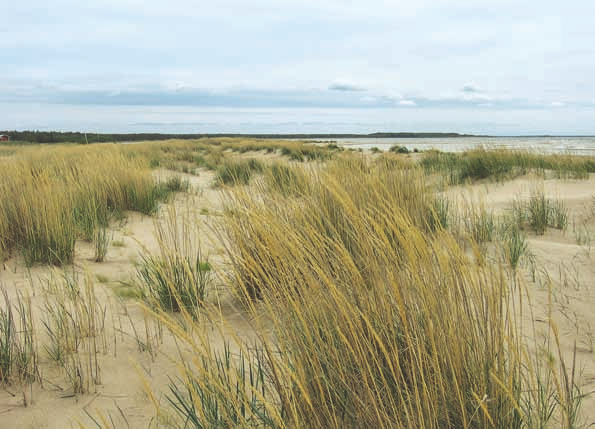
[0,145,594,428]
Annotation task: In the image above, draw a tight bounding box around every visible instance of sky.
[2,0,595,133]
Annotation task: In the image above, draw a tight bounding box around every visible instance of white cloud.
[2,0,595,121]
[399,100,416,106]
[461,82,481,93]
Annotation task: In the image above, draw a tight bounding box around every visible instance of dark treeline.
[1,130,475,144]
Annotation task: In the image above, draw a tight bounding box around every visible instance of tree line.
[1,130,473,144]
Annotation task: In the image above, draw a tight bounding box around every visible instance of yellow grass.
[157,154,585,428]
[0,140,589,427]
[0,144,159,265]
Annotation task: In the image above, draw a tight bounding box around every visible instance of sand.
[1,169,594,427]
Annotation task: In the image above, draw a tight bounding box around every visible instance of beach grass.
[0,139,592,427]
[155,154,586,428]
[422,148,595,184]
[0,144,176,265]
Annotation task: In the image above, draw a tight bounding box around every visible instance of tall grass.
[0,288,38,384]
[215,158,265,186]
[41,269,107,394]
[151,156,586,428]
[136,206,213,317]
[0,144,173,265]
[135,138,339,174]
[510,188,570,235]
[422,148,595,184]
[501,221,529,270]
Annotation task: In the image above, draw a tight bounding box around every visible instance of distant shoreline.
[2,131,595,144]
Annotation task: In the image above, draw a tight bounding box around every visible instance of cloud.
[549,101,565,107]
[399,100,416,106]
[328,81,365,92]
[461,82,481,93]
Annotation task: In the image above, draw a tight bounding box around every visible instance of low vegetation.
[0,289,38,385]
[0,140,593,427]
[510,189,569,235]
[136,206,212,317]
[422,148,595,184]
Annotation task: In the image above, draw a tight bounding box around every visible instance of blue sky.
[2,0,595,133]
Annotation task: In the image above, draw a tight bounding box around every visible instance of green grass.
[528,189,550,234]
[41,270,106,394]
[519,189,569,235]
[95,273,110,283]
[421,148,595,185]
[467,206,496,244]
[137,254,211,314]
[111,239,126,247]
[162,175,190,193]
[136,205,213,317]
[0,290,38,384]
[215,158,265,186]
[501,221,529,270]
[113,283,145,300]
[94,226,110,262]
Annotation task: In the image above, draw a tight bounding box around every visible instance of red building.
[0,135,9,142]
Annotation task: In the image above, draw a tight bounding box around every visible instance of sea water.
[1,103,594,154]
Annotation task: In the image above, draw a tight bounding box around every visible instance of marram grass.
[152,157,587,428]
[0,144,175,265]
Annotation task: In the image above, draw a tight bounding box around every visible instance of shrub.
[389,145,409,154]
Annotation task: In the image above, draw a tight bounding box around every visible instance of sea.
[333,136,595,155]
[1,103,595,155]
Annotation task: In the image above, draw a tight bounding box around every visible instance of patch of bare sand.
[455,173,595,425]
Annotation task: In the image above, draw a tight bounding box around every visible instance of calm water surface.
[333,137,595,156]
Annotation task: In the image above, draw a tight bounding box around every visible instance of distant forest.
[0,130,472,144]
